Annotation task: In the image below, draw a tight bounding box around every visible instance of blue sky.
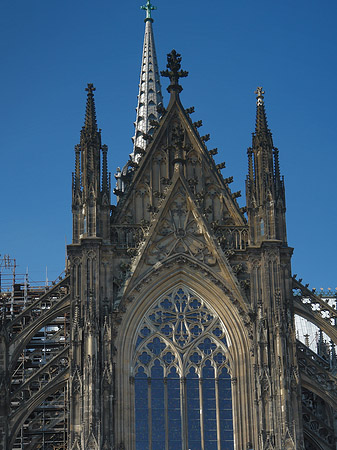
[1,0,337,290]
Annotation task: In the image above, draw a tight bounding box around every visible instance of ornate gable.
[113,76,245,230]
[124,173,244,304]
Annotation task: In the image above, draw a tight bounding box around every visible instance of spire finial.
[84,83,97,133]
[161,50,188,94]
[254,86,270,137]
[255,86,265,106]
[141,0,156,22]
[86,83,96,95]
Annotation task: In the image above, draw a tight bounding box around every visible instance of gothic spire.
[246,87,286,244]
[131,1,163,162]
[72,84,111,243]
[84,83,98,134]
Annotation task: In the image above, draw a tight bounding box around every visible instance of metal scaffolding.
[1,255,69,449]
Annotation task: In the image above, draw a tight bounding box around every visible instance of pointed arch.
[114,262,255,450]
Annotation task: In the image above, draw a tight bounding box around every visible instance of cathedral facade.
[1,3,337,450]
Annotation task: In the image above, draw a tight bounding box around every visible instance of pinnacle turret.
[131,2,163,162]
[246,87,286,244]
[72,84,111,243]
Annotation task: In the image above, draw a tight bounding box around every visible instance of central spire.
[130,1,163,162]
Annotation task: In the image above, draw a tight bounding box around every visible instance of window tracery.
[133,286,234,450]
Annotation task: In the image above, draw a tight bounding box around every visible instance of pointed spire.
[131,3,163,162]
[84,84,98,134]
[246,87,287,244]
[72,84,111,243]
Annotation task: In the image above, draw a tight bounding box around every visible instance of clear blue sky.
[1,0,336,290]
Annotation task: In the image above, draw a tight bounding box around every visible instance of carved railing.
[298,342,337,448]
[297,340,337,409]
[297,340,330,371]
[302,404,335,448]
[214,226,249,251]
[293,278,337,345]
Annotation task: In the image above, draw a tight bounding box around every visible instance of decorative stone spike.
[208,148,218,156]
[216,162,226,170]
[224,176,234,184]
[232,191,241,199]
[149,119,159,128]
[201,134,210,142]
[161,50,188,94]
[193,120,203,128]
[185,106,195,114]
[157,104,166,115]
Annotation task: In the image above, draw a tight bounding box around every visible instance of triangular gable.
[85,426,99,450]
[283,428,296,449]
[70,437,81,450]
[123,172,244,301]
[114,93,245,228]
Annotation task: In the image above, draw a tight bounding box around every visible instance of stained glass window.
[133,286,234,450]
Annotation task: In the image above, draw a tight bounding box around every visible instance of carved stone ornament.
[146,188,217,267]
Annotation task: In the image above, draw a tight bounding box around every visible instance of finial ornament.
[255,86,265,105]
[86,83,96,95]
[161,50,188,94]
[141,0,157,21]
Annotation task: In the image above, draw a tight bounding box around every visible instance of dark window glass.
[135,368,149,450]
[202,362,217,450]
[187,368,202,450]
[219,368,234,449]
[133,286,234,450]
[151,361,165,450]
[168,367,182,450]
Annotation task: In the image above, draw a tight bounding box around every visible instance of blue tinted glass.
[135,287,234,450]
[219,368,234,449]
[168,368,182,450]
[202,362,217,448]
[148,337,166,356]
[135,371,148,450]
[151,363,165,450]
[187,369,201,450]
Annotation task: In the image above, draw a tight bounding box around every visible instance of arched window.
[260,218,265,236]
[132,286,234,450]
